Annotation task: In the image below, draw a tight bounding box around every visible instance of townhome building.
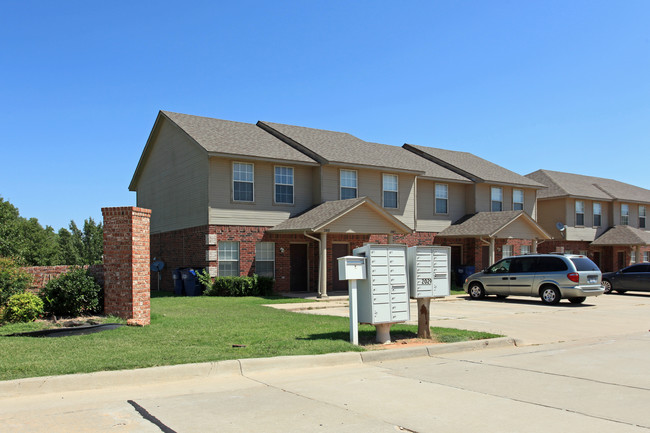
[526,170,650,271]
[130,111,550,294]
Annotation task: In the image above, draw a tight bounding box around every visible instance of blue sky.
[2,1,649,231]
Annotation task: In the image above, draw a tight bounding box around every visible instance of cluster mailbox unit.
[352,244,410,326]
[407,246,451,298]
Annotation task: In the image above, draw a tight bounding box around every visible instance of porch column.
[532,239,538,253]
[318,232,328,298]
[634,245,641,264]
[489,238,496,266]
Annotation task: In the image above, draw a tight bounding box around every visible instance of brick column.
[102,206,152,326]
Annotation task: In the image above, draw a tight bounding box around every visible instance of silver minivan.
[463,254,604,304]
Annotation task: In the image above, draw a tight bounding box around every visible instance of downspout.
[304,231,327,298]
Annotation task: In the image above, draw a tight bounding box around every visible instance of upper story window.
[491,187,503,212]
[340,169,358,200]
[593,203,602,227]
[435,184,448,214]
[233,162,254,202]
[575,200,585,226]
[621,204,629,225]
[640,205,646,229]
[382,174,398,208]
[513,189,524,211]
[274,166,294,204]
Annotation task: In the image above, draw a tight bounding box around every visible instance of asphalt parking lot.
[1,292,649,432]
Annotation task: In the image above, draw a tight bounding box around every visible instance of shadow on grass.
[299,328,420,345]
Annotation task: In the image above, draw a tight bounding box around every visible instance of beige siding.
[416,179,467,232]
[566,226,598,241]
[208,157,315,226]
[321,165,415,229]
[136,119,209,233]
[498,219,544,239]
[476,184,537,216]
[536,198,566,239]
[321,205,399,233]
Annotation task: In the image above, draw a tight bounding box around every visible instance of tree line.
[0,197,102,266]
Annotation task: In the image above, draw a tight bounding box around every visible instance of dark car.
[601,263,650,294]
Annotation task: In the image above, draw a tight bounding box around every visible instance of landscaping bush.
[3,292,44,323]
[199,271,274,297]
[0,257,32,308]
[40,267,103,317]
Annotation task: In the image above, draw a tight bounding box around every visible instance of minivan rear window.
[570,257,600,271]
[536,257,568,272]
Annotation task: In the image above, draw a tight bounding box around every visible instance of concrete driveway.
[1,293,649,432]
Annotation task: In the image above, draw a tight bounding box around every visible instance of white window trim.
[218,241,240,277]
[255,242,275,278]
[575,200,585,227]
[232,162,254,203]
[513,189,524,211]
[502,244,513,258]
[491,187,503,212]
[340,169,358,200]
[435,183,449,215]
[640,205,646,228]
[382,173,399,209]
[621,204,629,225]
[593,203,602,227]
[273,165,294,205]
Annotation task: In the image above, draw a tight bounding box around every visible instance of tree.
[0,197,25,261]
[57,218,103,265]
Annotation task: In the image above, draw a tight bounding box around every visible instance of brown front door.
[617,251,626,270]
[290,244,308,292]
[592,251,601,269]
[450,245,462,288]
[481,246,490,270]
[332,243,349,292]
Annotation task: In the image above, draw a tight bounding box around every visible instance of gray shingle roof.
[269,197,411,233]
[404,144,544,188]
[591,225,650,246]
[162,111,318,164]
[527,169,650,203]
[437,211,550,239]
[259,121,468,178]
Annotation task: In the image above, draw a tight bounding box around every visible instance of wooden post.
[417,297,432,339]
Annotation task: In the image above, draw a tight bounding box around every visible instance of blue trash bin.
[181,268,201,296]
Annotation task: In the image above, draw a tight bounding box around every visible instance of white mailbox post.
[352,244,409,344]
[407,246,451,338]
[337,256,367,345]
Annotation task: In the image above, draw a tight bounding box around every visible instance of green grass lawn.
[0,296,498,381]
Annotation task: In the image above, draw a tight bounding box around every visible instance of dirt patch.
[359,332,442,351]
[34,315,107,329]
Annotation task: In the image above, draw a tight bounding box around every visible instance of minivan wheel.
[468,283,485,299]
[568,297,586,304]
[541,286,561,305]
[601,280,613,294]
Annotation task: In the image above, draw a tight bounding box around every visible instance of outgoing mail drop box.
[337,256,366,280]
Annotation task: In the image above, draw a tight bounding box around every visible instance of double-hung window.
[513,189,524,211]
[575,200,585,226]
[593,203,602,227]
[520,245,531,255]
[491,187,503,212]
[435,184,448,214]
[640,205,646,229]
[644,251,649,263]
[382,174,398,208]
[340,170,358,199]
[233,162,254,202]
[502,245,513,258]
[621,204,629,225]
[274,166,294,204]
[218,241,239,276]
[255,242,275,278]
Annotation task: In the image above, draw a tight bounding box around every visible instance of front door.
[290,243,308,292]
[331,243,349,292]
[617,251,626,270]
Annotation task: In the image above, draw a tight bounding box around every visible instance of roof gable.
[404,144,544,188]
[437,211,551,239]
[591,225,650,246]
[268,197,411,234]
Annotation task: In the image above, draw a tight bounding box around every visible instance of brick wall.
[102,206,151,326]
[22,265,104,291]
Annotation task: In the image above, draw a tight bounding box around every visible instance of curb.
[0,337,518,398]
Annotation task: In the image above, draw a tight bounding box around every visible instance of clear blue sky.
[2,0,649,231]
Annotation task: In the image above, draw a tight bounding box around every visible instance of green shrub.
[40,267,103,317]
[3,292,44,323]
[0,257,32,308]
[199,271,274,297]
